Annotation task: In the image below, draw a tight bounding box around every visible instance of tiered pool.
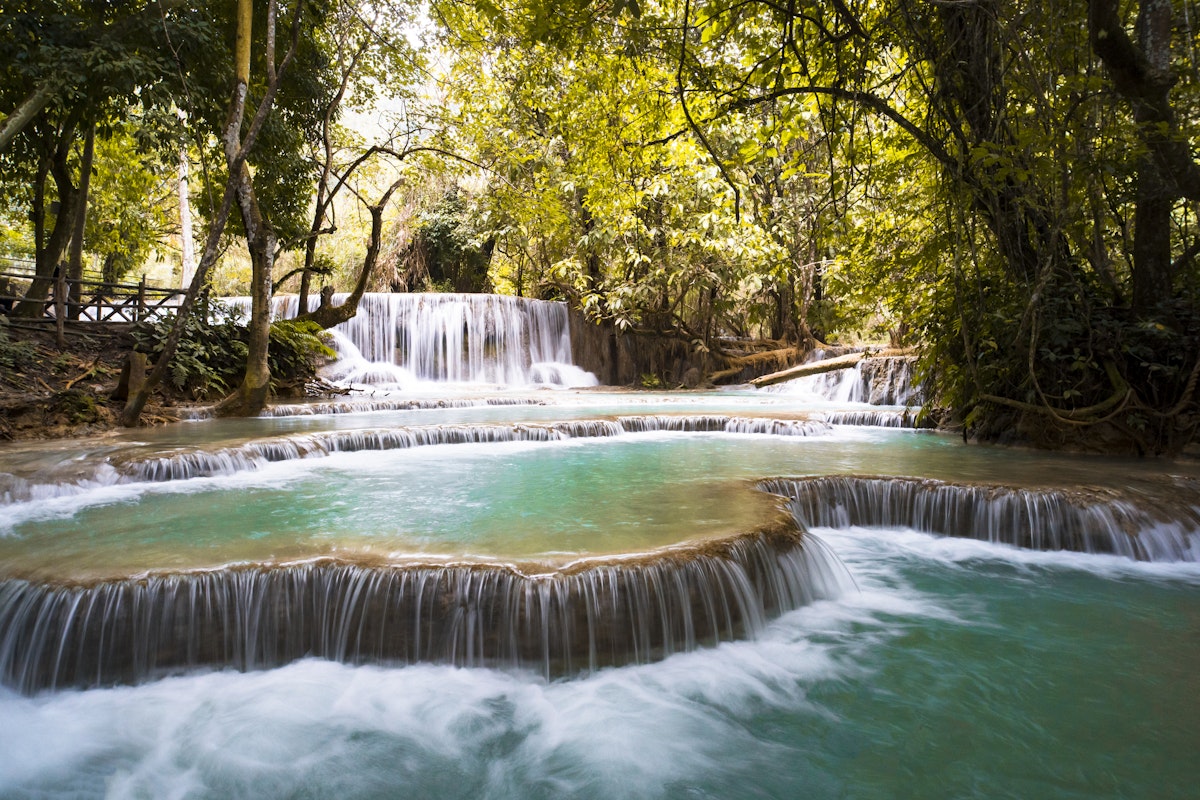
[1,295,1197,798]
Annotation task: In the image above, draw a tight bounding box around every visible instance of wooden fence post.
[55,267,66,348]
[137,275,147,321]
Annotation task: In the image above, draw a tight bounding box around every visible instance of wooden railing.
[0,270,187,326]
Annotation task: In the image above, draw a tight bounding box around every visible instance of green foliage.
[85,125,174,284]
[131,303,335,401]
[267,319,336,391]
[132,303,249,400]
[421,0,1200,449]
[0,320,36,371]
[406,190,495,293]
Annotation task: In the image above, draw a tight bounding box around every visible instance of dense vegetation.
[1,0,1197,453]
[130,304,334,400]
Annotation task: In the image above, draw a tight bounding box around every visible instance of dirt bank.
[0,324,181,441]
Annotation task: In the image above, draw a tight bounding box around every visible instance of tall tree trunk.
[1132,153,1174,310]
[14,124,79,318]
[122,0,303,426]
[222,0,274,417]
[1129,0,1177,311]
[1091,0,1200,310]
[66,122,95,319]
[178,148,196,289]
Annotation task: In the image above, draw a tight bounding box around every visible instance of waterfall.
[0,523,850,693]
[1,417,835,502]
[759,475,1200,562]
[251,293,598,389]
[773,350,922,406]
[820,409,928,428]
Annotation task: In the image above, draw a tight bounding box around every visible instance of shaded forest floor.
[0,324,179,441]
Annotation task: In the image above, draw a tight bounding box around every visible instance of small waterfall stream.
[764,349,925,428]
[760,475,1200,561]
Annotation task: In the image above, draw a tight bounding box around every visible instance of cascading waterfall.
[759,475,1200,561]
[819,409,928,428]
[1,416,832,502]
[256,396,543,418]
[255,292,598,388]
[775,349,922,407]
[0,522,850,693]
[110,417,824,483]
[859,357,921,405]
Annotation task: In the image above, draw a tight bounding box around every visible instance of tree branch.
[0,84,53,153]
[724,85,955,169]
[678,0,742,222]
[1089,0,1200,200]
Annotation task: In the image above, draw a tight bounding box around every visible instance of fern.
[131,303,333,400]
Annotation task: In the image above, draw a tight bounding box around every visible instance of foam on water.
[253,293,599,390]
[0,574,895,798]
[1,510,1198,797]
[817,523,1200,584]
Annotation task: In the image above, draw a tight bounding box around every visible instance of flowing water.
[1,294,1198,798]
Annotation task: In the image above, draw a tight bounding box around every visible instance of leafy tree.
[84,125,176,284]
[0,1,223,316]
[464,0,1197,452]
[431,0,815,377]
[122,0,306,425]
[397,188,496,293]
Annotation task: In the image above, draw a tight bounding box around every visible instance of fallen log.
[750,352,865,387]
[708,346,799,383]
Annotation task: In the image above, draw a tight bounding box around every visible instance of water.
[258,293,599,389]
[1,296,1198,797]
[1,526,1196,798]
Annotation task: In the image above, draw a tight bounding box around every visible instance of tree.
[0,1,222,317]
[122,0,306,425]
[425,0,1197,451]
[431,0,805,375]
[1090,0,1200,311]
[83,125,176,285]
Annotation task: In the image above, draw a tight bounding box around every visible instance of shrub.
[267,319,336,392]
[0,320,37,372]
[132,303,248,399]
[132,303,335,401]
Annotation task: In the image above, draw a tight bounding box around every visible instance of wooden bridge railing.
[0,269,188,326]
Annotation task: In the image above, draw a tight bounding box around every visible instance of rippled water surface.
[1,388,1198,798]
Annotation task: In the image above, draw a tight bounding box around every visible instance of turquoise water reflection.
[0,390,1197,798]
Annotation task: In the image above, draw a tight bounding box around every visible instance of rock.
[111,351,148,401]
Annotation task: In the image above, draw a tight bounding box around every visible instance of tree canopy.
[0,0,1196,453]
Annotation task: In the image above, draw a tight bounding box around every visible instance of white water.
[3,522,1196,798]
[257,293,599,390]
[769,349,921,407]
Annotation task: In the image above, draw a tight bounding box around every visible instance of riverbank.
[0,325,181,440]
